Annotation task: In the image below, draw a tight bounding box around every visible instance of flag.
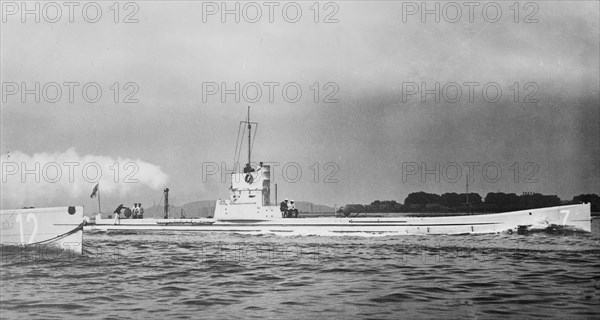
[90,183,99,198]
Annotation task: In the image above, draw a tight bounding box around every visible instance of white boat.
[1,206,84,254]
[86,109,592,235]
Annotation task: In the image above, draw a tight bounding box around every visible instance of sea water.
[1,219,599,319]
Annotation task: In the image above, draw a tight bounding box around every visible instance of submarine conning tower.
[230,162,271,206]
[213,162,281,220]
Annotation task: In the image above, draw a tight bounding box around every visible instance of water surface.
[2,219,599,319]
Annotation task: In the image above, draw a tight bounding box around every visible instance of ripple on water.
[1,225,599,319]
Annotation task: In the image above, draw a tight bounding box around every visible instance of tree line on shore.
[338,192,600,215]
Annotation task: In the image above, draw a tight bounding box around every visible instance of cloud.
[1,148,169,209]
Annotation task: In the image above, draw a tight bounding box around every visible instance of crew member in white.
[289,200,298,218]
[132,203,139,219]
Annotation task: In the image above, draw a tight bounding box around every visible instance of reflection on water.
[2,219,599,319]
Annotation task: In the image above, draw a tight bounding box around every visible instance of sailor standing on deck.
[138,203,144,219]
[132,203,139,219]
[113,204,124,225]
[280,198,289,218]
[289,200,298,218]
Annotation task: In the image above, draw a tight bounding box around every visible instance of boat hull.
[85,204,591,235]
[1,206,84,254]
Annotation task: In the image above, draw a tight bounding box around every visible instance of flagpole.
[97,183,101,214]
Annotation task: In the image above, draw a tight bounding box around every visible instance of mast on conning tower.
[235,107,257,174]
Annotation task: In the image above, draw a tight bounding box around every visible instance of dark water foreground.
[1,219,599,319]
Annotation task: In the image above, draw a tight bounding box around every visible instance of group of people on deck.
[280,198,298,218]
[112,203,144,224]
[131,203,144,219]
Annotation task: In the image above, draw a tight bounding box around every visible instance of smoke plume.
[1,148,169,209]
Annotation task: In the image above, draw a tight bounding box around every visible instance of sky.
[1,1,599,212]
